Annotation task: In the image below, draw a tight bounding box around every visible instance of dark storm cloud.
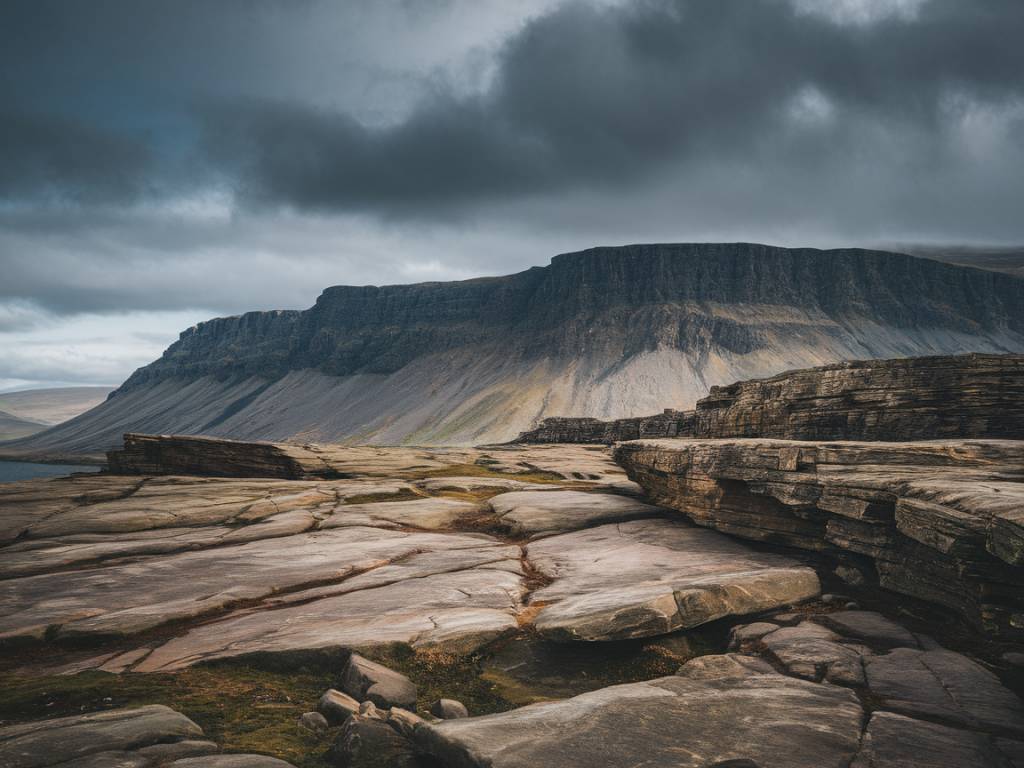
[2,0,1024,390]
[0,112,153,203]
[199,0,1024,212]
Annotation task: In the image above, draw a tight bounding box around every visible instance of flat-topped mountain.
[8,243,1024,454]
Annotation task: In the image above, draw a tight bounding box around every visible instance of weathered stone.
[0,525,519,644]
[0,705,203,768]
[676,653,777,680]
[488,490,663,536]
[0,706,294,768]
[430,699,469,719]
[134,563,521,671]
[169,757,295,768]
[819,610,920,649]
[727,621,779,649]
[328,715,418,768]
[357,701,382,720]
[416,674,864,768]
[298,711,329,732]
[759,622,868,686]
[526,519,819,641]
[321,497,478,531]
[852,712,1024,768]
[386,708,426,739]
[319,689,361,726]
[342,655,418,709]
[864,648,1024,736]
[615,437,1024,639]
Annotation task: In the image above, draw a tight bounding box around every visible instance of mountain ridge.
[7,243,1024,455]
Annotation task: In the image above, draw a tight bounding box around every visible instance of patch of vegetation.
[358,644,516,717]
[418,462,564,484]
[343,488,423,505]
[0,665,340,768]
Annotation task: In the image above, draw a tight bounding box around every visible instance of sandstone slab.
[525,519,819,641]
[852,712,1024,768]
[416,674,864,768]
[488,489,663,536]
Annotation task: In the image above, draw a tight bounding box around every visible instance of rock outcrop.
[513,353,1024,443]
[614,438,1024,639]
[9,244,1024,455]
[0,705,295,768]
[513,409,694,444]
[417,605,1024,768]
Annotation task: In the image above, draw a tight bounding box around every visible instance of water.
[0,461,102,483]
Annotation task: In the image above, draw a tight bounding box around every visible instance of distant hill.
[0,387,113,426]
[7,243,1024,454]
[0,409,48,441]
[896,245,1024,279]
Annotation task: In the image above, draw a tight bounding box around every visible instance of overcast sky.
[2,0,1023,391]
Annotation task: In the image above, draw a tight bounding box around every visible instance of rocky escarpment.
[107,433,346,479]
[513,409,694,444]
[514,353,1024,443]
[8,243,1024,455]
[614,438,1024,640]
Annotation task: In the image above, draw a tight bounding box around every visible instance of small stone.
[319,689,361,726]
[728,622,779,650]
[1003,651,1024,668]
[820,594,845,605]
[772,613,802,625]
[387,708,425,739]
[843,602,860,610]
[328,715,418,768]
[677,654,777,680]
[298,712,328,733]
[834,564,867,587]
[430,699,469,719]
[341,654,417,709]
[358,701,382,719]
[821,611,920,649]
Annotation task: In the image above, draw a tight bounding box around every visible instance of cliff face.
[514,353,1024,443]
[10,243,1024,454]
[614,438,1024,640]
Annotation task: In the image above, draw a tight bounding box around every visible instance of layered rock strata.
[614,438,1024,639]
[513,353,1024,443]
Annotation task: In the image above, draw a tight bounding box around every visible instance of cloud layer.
[1,0,1023,387]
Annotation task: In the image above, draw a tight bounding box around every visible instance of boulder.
[342,655,418,709]
[676,653,776,680]
[319,689,361,726]
[328,715,418,768]
[298,711,329,733]
[430,699,469,719]
[759,622,868,686]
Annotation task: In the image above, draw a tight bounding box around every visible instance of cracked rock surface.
[0,705,295,768]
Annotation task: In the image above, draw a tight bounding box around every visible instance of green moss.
[344,488,423,505]
[357,644,515,717]
[0,666,339,768]
[418,462,564,484]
